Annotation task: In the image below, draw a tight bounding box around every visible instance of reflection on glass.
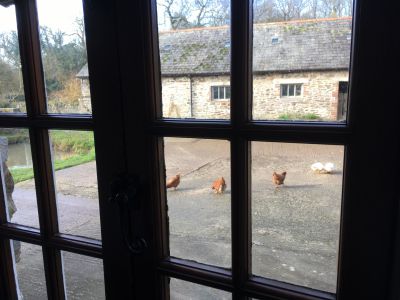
[164,138,231,267]
[0,4,26,113]
[12,240,48,299]
[252,0,353,121]
[170,278,231,300]
[50,130,101,240]
[0,128,39,228]
[62,251,105,300]
[36,0,91,114]
[157,0,231,119]
[251,142,344,292]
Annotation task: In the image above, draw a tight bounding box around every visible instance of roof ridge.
[159,17,352,34]
[254,16,352,27]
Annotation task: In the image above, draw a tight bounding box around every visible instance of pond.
[7,143,72,168]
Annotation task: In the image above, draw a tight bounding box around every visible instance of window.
[211,86,231,100]
[280,83,302,97]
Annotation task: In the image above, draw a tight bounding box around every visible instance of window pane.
[157,0,231,119]
[295,84,302,96]
[252,1,353,121]
[36,0,91,114]
[212,86,219,100]
[12,240,48,299]
[0,128,39,228]
[163,138,231,268]
[0,4,26,113]
[288,84,294,96]
[225,86,231,99]
[251,142,344,292]
[169,277,231,299]
[62,251,105,300]
[281,84,287,97]
[50,130,101,240]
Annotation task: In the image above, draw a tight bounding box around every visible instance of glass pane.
[251,142,344,292]
[252,1,353,121]
[36,0,91,114]
[164,138,231,267]
[225,86,231,99]
[50,130,101,240]
[157,0,231,119]
[62,251,105,300]
[288,84,294,96]
[212,87,218,100]
[170,278,231,299]
[281,84,287,97]
[0,4,26,113]
[295,84,302,96]
[12,240,48,299]
[0,128,39,228]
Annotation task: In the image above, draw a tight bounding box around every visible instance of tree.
[159,0,230,30]
[0,31,20,67]
[319,0,352,17]
[274,0,307,20]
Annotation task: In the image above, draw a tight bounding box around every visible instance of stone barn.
[77,17,352,120]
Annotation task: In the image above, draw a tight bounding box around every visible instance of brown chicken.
[166,174,180,189]
[272,171,286,187]
[211,177,226,194]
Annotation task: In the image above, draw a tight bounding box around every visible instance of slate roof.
[77,17,352,78]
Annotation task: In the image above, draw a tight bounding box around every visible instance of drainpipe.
[189,75,193,118]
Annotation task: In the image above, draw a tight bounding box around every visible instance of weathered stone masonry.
[162,70,348,120]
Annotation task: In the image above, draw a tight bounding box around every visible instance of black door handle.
[109,175,148,255]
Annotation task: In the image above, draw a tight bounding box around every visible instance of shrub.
[278,113,321,121]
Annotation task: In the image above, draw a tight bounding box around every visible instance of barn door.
[338,82,348,121]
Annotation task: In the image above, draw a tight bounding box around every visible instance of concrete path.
[9,139,344,298]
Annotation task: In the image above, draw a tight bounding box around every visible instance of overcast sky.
[0,0,83,34]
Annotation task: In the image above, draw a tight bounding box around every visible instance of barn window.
[281,83,302,97]
[211,86,231,100]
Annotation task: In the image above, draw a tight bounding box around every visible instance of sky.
[0,0,84,34]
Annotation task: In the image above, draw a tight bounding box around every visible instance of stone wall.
[161,77,192,118]
[80,70,349,120]
[79,79,92,113]
[160,70,348,120]
[253,70,349,120]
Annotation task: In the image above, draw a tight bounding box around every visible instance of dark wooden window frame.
[0,1,102,299]
[131,0,400,299]
[1,0,399,299]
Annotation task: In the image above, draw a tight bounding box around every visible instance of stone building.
[77,17,352,120]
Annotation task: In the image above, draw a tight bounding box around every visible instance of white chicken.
[311,162,334,174]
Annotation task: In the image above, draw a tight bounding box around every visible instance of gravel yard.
[10,138,344,299]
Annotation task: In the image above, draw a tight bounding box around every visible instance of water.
[7,143,71,168]
[8,143,32,168]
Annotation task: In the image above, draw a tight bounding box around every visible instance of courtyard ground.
[11,139,344,299]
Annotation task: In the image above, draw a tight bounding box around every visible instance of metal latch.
[109,174,148,254]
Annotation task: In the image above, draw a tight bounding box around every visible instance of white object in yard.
[311,162,324,172]
[324,162,334,173]
[311,162,334,174]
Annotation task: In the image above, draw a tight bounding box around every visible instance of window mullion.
[231,0,252,297]
[14,0,65,298]
[15,0,47,116]
[29,128,65,299]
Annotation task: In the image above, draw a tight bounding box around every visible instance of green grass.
[10,149,95,183]
[51,131,94,154]
[278,113,321,121]
[8,130,95,183]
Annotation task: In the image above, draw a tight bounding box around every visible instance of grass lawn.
[7,130,95,183]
